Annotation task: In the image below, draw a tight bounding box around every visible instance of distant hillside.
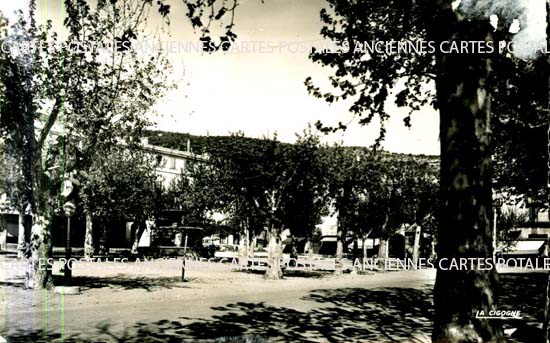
[144,130,439,162]
[145,130,271,155]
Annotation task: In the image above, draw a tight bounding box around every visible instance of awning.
[501,240,546,255]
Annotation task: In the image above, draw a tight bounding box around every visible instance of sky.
[9,0,530,156]
[150,0,441,155]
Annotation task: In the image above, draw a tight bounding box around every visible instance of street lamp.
[61,177,79,284]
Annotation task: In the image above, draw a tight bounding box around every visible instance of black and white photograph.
[0,0,549,342]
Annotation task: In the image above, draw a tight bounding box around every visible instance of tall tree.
[61,0,173,258]
[182,132,331,279]
[0,0,172,288]
[429,2,503,340]
[324,145,365,274]
[165,0,537,339]
[305,1,524,340]
[199,134,280,265]
[277,130,330,261]
[80,146,162,255]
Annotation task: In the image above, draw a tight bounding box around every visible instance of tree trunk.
[362,232,369,260]
[307,237,314,258]
[412,225,422,266]
[541,3,550,341]
[378,238,389,259]
[84,211,94,258]
[361,228,373,262]
[29,214,53,289]
[335,207,347,275]
[334,229,344,275]
[377,238,388,270]
[28,145,54,288]
[431,4,500,341]
[289,234,298,266]
[17,210,26,258]
[131,221,146,254]
[0,228,6,252]
[249,233,257,260]
[350,234,360,273]
[352,234,359,262]
[238,223,248,266]
[264,226,283,279]
[98,221,109,255]
[544,271,550,343]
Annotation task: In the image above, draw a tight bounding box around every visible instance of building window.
[170,157,176,169]
[156,155,168,168]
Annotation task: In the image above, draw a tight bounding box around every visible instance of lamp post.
[61,177,79,284]
[63,201,76,283]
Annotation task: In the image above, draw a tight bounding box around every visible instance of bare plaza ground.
[0,254,547,342]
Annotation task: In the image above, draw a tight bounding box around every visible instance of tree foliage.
[81,147,162,223]
[492,56,548,204]
[0,0,173,288]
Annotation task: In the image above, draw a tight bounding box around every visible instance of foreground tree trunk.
[265,226,283,279]
[29,138,54,289]
[544,271,550,343]
[84,211,94,258]
[431,3,500,341]
[30,215,54,289]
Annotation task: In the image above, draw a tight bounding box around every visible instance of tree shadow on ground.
[499,273,546,322]
[6,286,434,342]
[6,274,548,342]
[56,275,192,292]
[498,273,547,342]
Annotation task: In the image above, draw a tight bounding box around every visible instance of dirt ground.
[1,254,437,342]
[1,254,546,342]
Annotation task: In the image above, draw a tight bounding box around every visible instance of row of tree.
[171,0,549,339]
[165,130,439,279]
[3,123,440,281]
[1,0,547,340]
